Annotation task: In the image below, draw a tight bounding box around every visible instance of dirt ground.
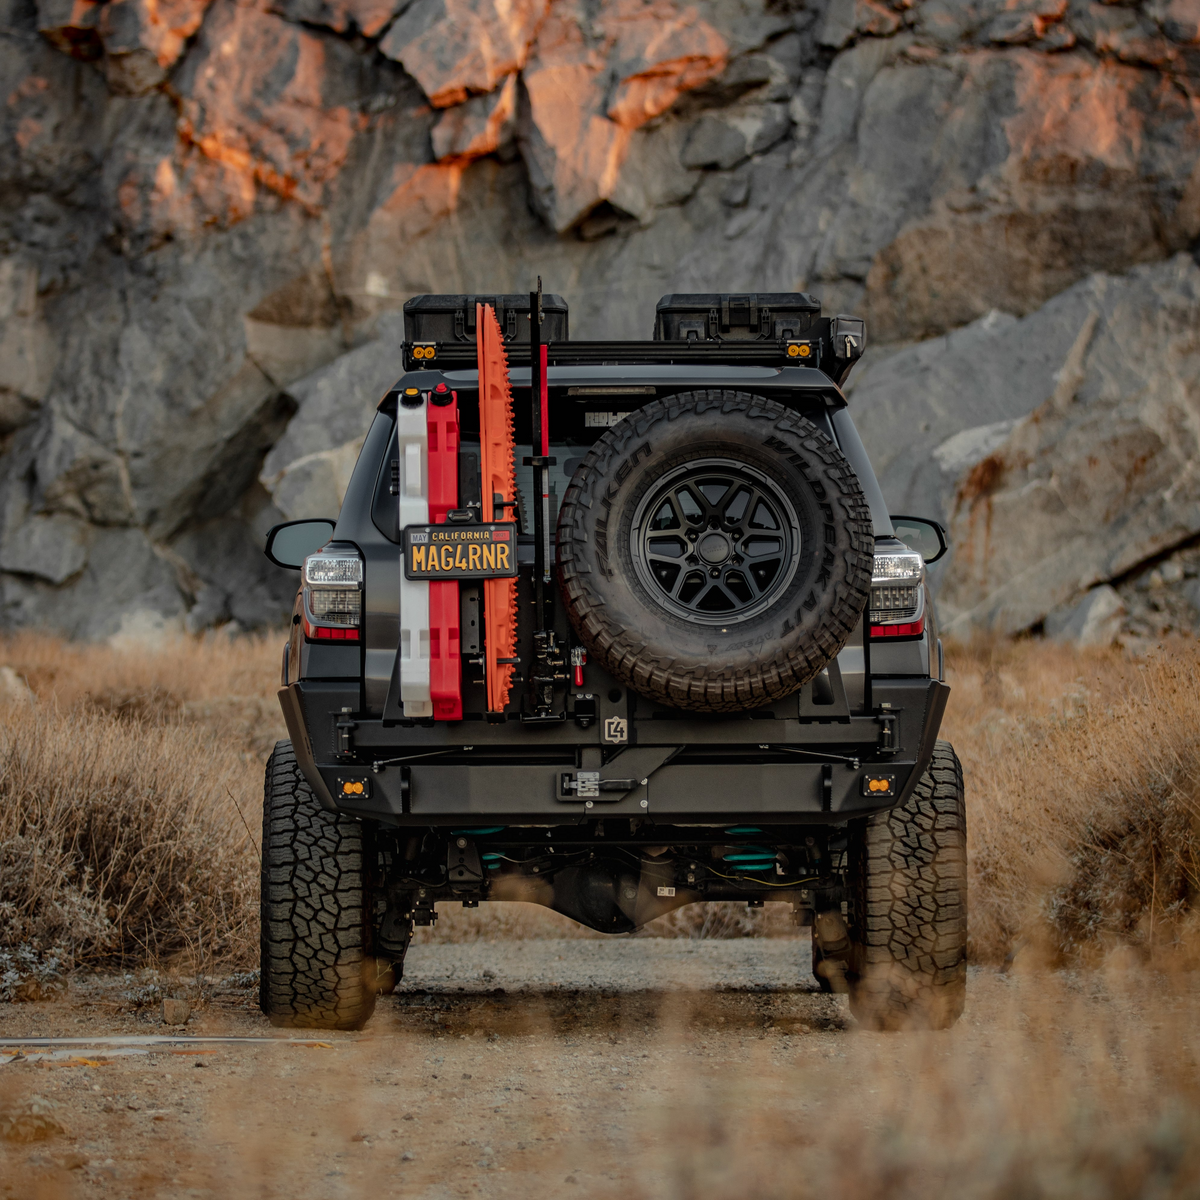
[2,938,1198,1200]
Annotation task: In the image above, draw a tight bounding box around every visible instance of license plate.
[403,523,518,580]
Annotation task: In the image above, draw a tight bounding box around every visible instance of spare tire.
[557,390,873,713]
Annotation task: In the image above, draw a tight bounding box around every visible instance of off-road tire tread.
[848,740,967,1031]
[259,741,376,1031]
[557,390,873,713]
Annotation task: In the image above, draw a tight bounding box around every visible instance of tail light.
[303,548,363,642]
[869,548,925,639]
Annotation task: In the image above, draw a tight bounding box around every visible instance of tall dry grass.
[945,638,1200,967]
[0,631,281,971]
[639,970,1200,1200]
[2,630,1199,972]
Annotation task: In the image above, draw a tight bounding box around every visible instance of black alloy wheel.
[632,459,801,624]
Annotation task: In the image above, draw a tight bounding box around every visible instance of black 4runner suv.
[261,291,965,1032]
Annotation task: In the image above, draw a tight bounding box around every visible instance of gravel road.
[0,938,1179,1200]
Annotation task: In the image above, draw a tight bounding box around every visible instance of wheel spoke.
[646,536,687,561]
[723,571,755,605]
[725,487,755,531]
[697,479,733,515]
[695,583,737,613]
[743,536,783,559]
[730,566,766,598]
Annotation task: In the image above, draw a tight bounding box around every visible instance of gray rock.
[1155,0,1200,43]
[379,0,547,108]
[1,527,186,640]
[0,257,54,411]
[1044,585,1125,646]
[268,0,400,36]
[848,305,1068,523]
[936,256,1200,636]
[8,0,1200,639]
[432,77,517,161]
[819,0,860,51]
[170,498,298,631]
[32,412,136,527]
[851,255,1200,638]
[0,512,90,585]
[260,312,406,521]
[608,119,699,223]
[986,11,1044,43]
[811,36,898,157]
[184,584,231,636]
[681,103,790,169]
[682,115,754,170]
[35,0,103,58]
[820,0,902,50]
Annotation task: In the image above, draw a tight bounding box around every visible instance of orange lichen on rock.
[1005,53,1147,184]
[377,162,466,234]
[603,0,728,129]
[519,0,726,229]
[101,0,216,69]
[176,3,359,212]
[379,0,551,108]
[431,74,516,161]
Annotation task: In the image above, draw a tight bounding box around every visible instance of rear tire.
[847,741,967,1031]
[259,741,380,1031]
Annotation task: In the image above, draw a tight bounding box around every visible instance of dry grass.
[3,633,1200,1196]
[5,962,1198,1199]
[944,637,1200,967]
[0,631,282,973]
[2,630,1199,975]
[640,971,1200,1200]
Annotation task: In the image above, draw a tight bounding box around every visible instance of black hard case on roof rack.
[654,292,822,342]
[403,294,570,346]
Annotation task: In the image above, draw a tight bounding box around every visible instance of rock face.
[850,254,1200,643]
[4,0,1200,636]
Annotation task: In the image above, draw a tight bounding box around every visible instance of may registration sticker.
[403,524,518,580]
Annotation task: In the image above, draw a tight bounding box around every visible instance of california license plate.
[403,523,518,580]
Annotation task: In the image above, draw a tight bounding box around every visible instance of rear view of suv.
[260,291,965,1032]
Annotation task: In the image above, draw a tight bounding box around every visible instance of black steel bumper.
[278,678,949,827]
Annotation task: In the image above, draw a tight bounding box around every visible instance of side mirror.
[891,515,948,565]
[264,519,336,569]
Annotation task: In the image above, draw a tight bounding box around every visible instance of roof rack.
[406,340,827,372]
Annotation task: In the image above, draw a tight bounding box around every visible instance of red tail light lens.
[870,618,925,640]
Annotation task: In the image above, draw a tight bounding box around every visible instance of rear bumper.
[279,678,950,826]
